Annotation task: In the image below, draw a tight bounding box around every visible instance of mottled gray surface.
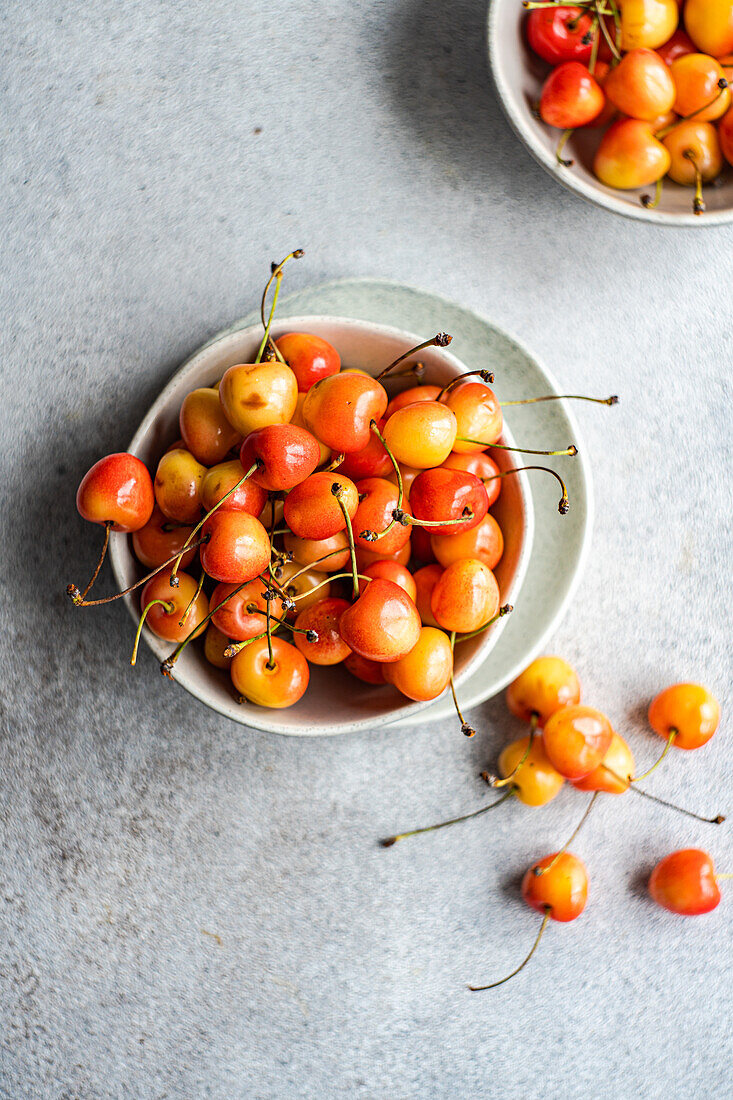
[1,2,732,1098]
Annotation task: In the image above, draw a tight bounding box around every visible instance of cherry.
[525,5,595,66]
[594,119,671,188]
[412,563,443,627]
[230,635,309,708]
[219,357,299,437]
[384,384,442,419]
[139,569,209,644]
[407,522,435,565]
[648,682,720,751]
[339,578,421,663]
[671,54,731,121]
[649,849,728,916]
[496,735,565,806]
[539,62,605,129]
[506,656,581,726]
[301,372,388,453]
[441,382,503,453]
[204,623,233,670]
[468,853,588,990]
[542,704,614,780]
[336,417,393,480]
[200,510,271,584]
[353,477,413,555]
[344,650,387,685]
[685,0,733,59]
[571,731,635,794]
[239,423,321,491]
[382,626,453,702]
[293,597,351,665]
[657,28,697,66]
[210,579,285,641]
[586,61,619,130]
[271,560,332,612]
[431,512,503,572]
[283,472,359,540]
[131,505,197,571]
[409,468,488,537]
[430,559,500,634]
[283,530,351,573]
[621,0,678,51]
[382,401,458,469]
[604,48,676,120]
[442,450,502,508]
[663,121,723,212]
[355,541,412,571]
[200,459,268,517]
[179,387,241,466]
[154,448,206,524]
[274,332,341,392]
[360,559,417,602]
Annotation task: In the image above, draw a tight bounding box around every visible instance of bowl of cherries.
[488,0,733,223]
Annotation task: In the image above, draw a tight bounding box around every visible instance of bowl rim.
[486,0,733,228]
[109,313,535,736]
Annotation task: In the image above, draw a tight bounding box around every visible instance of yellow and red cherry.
[200,510,271,584]
[337,417,393,480]
[649,849,725,916]
[383,626,453,702]
[594,118,671,188]
[283,472,359,540]
[442,450,503,507]
[506,656,581,727]
[658,28,697,66]
[131,505,198,571]
[648,682,720,750]
[301,372,388,453]
[355,540,411,571]
[360,559,417,602]
[413,563,443,626]
[539,62,605,129]
[154,448,206,523]
[353,477,413,554]
[344,650,386,685]
[283,529,351,573]
[76,452,155,533]
[219,359,298,437]
[179,387,241,466]
[431,512,503,572]
[526,5,595,66]
[496,735,565,806]
[239,423,321,492]
[543,705,614,780]
[621,0,679,51]
[384,384,442,419]
[339,578,421,663]
[671,53,731,121]
[210,579,285,641]
[441,382,503,453]
[469,852,588,990]
[685,0,733,59]
[230,635,309,708]
[430,558,499,634]
[663,121,723,210]
[409,468,488,536]
[294,597,351,665]
[274,332,340,392]
[291,393,330,465]
[273,560,332,613]
[720,102,733,164]
[383,401,457,468]
[571,731,635,794]
[200,459,268,517]
[204,623,233,670]
[140,569,208,643]
[604,48,676,119]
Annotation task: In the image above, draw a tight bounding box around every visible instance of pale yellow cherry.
[219,360,298,435]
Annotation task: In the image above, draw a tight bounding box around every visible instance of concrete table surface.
[1,2,731,1097]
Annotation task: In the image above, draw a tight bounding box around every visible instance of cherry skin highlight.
[339,578,421,663]
[649,849,722,916]
[76,453,155,532]
[200,510,271,584]
[274,332,341,392]
[240,423,321,492]
[543,705,614,780]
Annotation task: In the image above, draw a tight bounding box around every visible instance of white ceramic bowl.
[488,0,733,226]
[109,316,534,736]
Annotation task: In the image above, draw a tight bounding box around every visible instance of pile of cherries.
[67,252,607,723]
[525,0,733,213]
[382,657,727,988]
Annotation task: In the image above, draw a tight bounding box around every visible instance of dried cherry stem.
[161,580,251,676]
[257,249,304,364]
[484,464,570,515]
[169,459,263,586]
[684,150,706,216]
[67,536,210,608]
[556,128,574,167]
[632,730,677,782]
[387,360,426,381]
[488,715,538,788]
[179,568,205,626]
[457,437,578,458]
[321,452,345,473]
[379,788,515,847]
[657,81,730,139]
[534,792,599,877]
[598,763,725,824]
[333,486,360,600]
[449,632,476,737]
[66,520,112,604]
[244,605,319,642]
[131,599,173,666]
[500,394,617,408]
[375,333,453,382]
[436,370,495,401]
[358,420,404,541]
[641,178,664,209]
[468,907,551,992]
[453,604,513,644]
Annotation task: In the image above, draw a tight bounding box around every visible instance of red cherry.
[284,472,359,540]
[384,384,442,419]
[301,372,388,453]
[140,569,209,643]
[200,510,271,583]
[442,450,502,507]
[239,423,321,491]
[539,62,605,129]
[649,849,723,916]
[275,332,341,392]
[76,452,154,532]
[336,418,393,480]
[132,505,198,570]
[409,468,488,537]
[210,579,285,641]
[344,650,386,685]
[200,460,268,517]
[294,597,352,665]
[339,578,421,662]
[353,477,412,555]
[361,560,417,602]
[657,28,697,66]
[526,6,595,66]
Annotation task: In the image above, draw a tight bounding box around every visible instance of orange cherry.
[542,705,614,780]
[274,332,340,392]
[301,372,388,453]
[339,578,421,663]
[200,459,268,517]
[657,28,697,66]
[685,0,733,59]
[441,382,503,454]
[497,736,565,806]
[210,579,285,641]
[200,510,271,584]
[671,53,731,121]
[663,120,723,185]
[283,530,351,573]
[604,49,676,120]
[571,731,635,794]
[594,119,671,188]
[283,472,359,540]
[648,683,720,750]
[344,651,386,685]
[383,401,458,468]
[442,450,503,507]
[649,849,723,916]
[140,569,208,643]
[385,384,442,418]
[506,656,581,726]
[383,626,453,701]
[361,560,417,602]
[273,560,332,613]
[153,448,206,524]
[179,387,241,466]
[291,393,330,465]
[294,597,352,665]
[230,636,309,708]
[353,477,412,555]
[204,623,233,670]
[131,504,198,570]
[621,0,679,51]
[430,512,503,571]
[430,558,500,634]
[354,541,412,571]
[412,563,443,627]
[720,103,733,164]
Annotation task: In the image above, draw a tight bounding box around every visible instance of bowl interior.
[488,0,733,226]
[110,316,534,736]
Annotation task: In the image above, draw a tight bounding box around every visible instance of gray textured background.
[1,2,732,1098]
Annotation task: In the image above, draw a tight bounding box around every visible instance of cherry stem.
[257,249,304,364]
[556,128,574,167]
[468,907,551,992]
[484,464,570,515]
[321,452,345,473]
[500,394,617,408]
[684,150,706,216]
[456,437,577,458]
[245,605,318,640]
[534,792,599,878]
[67,535,210,608]
[67,520,112,604]
[453,604,513,644]
[488,715,538,788]
[436,370,495,401]
[256,270,283,365]
[449,632,475,737]
[131,598,173,666]
[398,508,475,532]
[387,360,426,381]
[161,579,251,675]
[623,774,724,825]
[375,333,453,382]
[657,81,729,139]
[169,459,262,586]
[179,568,205,626]
[641,178,664,210]
[379,788,515,847]
[224,631,267,659]
[264,593,275,669]
[283,548,346,585]
[333,488,360,600]
[290,571,370,602]
[631,729,677,782]
[596,2,620,60]
[359,420,404,541]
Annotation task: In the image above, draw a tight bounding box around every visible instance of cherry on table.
[542,704,614,780]
[649,849,728,916]
[506,656,581,727]
[495,735,565,806]
[648,682,720,751]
